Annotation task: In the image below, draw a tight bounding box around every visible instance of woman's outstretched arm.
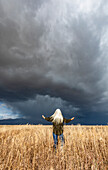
[42,115,53,122]
[42,115,45,119]
[63,117,75,123]
[71,117,75,121]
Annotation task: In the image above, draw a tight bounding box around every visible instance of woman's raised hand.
[42,115,45,119]
[71,117,75,120]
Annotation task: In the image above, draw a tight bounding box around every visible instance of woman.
[42,108,75,150]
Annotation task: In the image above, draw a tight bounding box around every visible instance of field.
[0,125,108,170]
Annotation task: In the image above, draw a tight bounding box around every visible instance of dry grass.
[0,125,108,170]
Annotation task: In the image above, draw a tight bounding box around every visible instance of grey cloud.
[7,94,79,122]
[0,0,108,123]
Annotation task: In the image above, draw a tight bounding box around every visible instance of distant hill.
[0,118,107,125]
[0,118,30,125]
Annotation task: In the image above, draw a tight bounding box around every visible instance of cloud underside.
[0,0,108,122]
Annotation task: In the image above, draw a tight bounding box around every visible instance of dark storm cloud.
[8,94,79,122]
[0,0,108,123]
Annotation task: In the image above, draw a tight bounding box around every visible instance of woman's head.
[51,109,63,124]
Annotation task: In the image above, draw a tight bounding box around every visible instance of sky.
[0,0,108,124]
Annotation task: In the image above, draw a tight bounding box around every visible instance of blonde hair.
[51,109,63,124]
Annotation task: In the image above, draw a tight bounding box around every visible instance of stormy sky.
[0,0,108,124]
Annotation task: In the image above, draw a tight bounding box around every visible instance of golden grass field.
[0,125,108,170]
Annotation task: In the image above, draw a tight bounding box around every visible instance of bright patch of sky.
[0,102,21,119]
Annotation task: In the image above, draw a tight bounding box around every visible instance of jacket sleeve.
[63,117,72,123]
[45,116,53,122]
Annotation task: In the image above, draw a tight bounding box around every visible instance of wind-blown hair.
[50,109,63,124]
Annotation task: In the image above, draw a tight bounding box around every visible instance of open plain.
[0,125,108,170]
